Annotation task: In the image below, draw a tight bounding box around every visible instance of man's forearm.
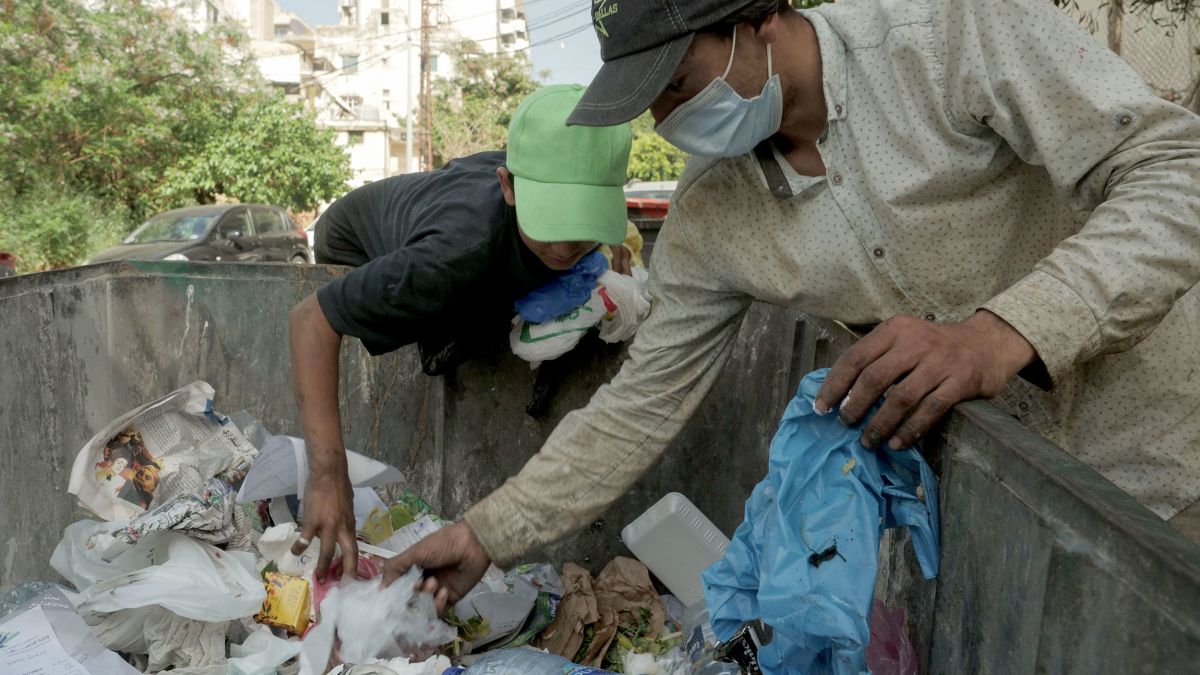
[289,294,349,472]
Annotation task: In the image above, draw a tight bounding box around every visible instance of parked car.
[305,218,318,263]
[623,180,677,201]
[87,205,311,265]
[0,252,14,277]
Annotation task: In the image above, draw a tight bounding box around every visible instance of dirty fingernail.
[863,429,882,447]
[838,412,854,427]
[888,437,903,450]
[814,400,830,414]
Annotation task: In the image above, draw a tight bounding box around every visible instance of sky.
[274,0,603,85]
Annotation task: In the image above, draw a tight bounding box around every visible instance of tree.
[627,112,688,182]
[161,95,349,211]
[426,40,541,167]
[0,0,350,271]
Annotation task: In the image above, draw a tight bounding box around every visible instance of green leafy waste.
[570,607,683,673]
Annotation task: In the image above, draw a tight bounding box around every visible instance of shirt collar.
[799,9,849,123]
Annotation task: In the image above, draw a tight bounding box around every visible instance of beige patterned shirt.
[466,0,1200,566]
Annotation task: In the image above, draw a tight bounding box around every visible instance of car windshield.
[124,212,219,244]
[625,190,673,200]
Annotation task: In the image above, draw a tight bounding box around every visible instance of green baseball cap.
[506,84,632,246]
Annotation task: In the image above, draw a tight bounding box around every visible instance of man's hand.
[292,465,358,581]
[289,293,357,581]
[382,521,491,613]
[610,244,633,276]
[816,311,1036,450]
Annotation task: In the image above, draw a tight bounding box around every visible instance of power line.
[309,0,559,53]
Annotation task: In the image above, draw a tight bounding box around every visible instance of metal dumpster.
[3,261,1199,671]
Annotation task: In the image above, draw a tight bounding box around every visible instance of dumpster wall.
[5,261,1200,672]
[1,261,842,584]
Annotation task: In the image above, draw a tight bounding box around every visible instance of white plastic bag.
[86,605,229,673]
[595,268,651,344]
[299,567,456,675]
[51,520,266,621]
[510,286,606,364]
[510,269,652,365]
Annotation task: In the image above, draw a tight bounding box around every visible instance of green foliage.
[161,95,350,211]
[627,112,688,182]
[0,186,128,272]
[426,40,541,167]
[0,0,350,270]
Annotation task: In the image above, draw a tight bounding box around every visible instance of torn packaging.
[536,558,666,668]
[535,563,599,659]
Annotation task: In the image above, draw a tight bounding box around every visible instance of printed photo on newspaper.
[68,382,258,521]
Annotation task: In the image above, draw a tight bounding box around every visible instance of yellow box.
[255,572,312,635]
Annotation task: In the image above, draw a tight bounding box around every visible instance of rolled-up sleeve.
[465,205,752,567]
[941,0,1200,385]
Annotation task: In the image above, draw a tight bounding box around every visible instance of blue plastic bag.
[515,250,608,323]
[702,369,940,675]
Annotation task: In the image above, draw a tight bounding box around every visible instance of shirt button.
[923,312,936,322]
[831,173,843,185]
[1119,114,1133,126]
[835,104,843,115]
[872,247,885,258]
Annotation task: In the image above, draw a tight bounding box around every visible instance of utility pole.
[419,0,433,170]
[404,0,414,173]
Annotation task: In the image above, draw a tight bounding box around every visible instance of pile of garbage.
[0,382,687,675]
[3,367,935,675]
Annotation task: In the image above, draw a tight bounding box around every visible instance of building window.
[274,26,288,37]
[343,55,359,73]
[500,7,515,19]
[205,0,219,25]
[348,131,364,146]
[429,55,438,71]
[382,89,390,97]
[381,12,389,25]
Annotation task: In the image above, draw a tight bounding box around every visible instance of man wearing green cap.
[288,85,633,580]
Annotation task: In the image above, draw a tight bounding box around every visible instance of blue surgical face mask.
[655,29,783,158]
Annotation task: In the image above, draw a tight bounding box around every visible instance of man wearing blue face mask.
[385,0,1200,605]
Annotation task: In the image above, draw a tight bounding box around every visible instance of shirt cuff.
[463,485,535,569]
[979,270,1101,388]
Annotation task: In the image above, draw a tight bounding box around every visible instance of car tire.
[290,254,308,264]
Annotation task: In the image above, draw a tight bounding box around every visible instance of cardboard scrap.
[534,563,598,659]
[534,557,666,669]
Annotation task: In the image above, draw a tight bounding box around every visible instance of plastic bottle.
[682,601,741,674]
[458,648,617,674]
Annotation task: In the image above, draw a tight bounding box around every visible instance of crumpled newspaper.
[88,477,254,554]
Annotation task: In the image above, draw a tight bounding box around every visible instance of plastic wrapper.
[702,369,940,674]
[865,600,918,675]
[595,268,651,344]
[515,250,608,323]
[255,572,312,635]
[298,567,456,675]
[51,520,266,622]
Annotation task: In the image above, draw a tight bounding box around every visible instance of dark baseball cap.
[567,0,775,127]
